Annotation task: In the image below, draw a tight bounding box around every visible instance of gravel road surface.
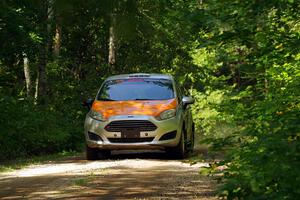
[0,150,217,200]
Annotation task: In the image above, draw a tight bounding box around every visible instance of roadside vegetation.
[0,0,299,199]
[0,151,80,172]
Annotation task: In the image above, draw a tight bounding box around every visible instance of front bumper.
[84,114,181,150]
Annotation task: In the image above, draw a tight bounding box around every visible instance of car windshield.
[97,78,174,101]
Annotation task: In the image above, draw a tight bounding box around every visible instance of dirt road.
[0,150,216,200]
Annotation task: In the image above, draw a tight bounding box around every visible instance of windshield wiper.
[133,98,158,100]
[98,98,116,101]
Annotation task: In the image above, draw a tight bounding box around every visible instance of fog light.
[88,132,103,141]
[159,130,177,141]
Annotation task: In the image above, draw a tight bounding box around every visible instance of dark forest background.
[0,0,299,199]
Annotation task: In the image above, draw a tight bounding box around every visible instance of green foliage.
[0,0,299,199]
[0,95,84,160]
[189,0,300,199]
[191,88,237,138]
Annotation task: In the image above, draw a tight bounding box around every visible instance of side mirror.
[182,96,194,108]
[83,98,94,110]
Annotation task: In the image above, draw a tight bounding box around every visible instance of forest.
[0,0,299,199]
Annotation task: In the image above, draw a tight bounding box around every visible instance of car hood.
[91,98,177,119]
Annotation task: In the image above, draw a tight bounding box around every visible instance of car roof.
[106,73,174,81]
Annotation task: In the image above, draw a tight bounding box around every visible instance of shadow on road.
[111,150,168,159]
[0,146,216,200]
[58,145,212,164]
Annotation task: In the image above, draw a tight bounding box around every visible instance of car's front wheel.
[86,145,111,160]
[187,126,195,153]
[166,129,186,159]
[86,145,98,160]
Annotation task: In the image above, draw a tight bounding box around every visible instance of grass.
[183,142,225,166]
[183,154,205,165]
[73,178,89,186]
[72,172,98,186]
[0,151,81,173]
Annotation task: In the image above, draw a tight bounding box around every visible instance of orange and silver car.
[84,73,194,160]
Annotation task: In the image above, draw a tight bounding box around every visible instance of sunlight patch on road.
[0,161,119,178]
[0,159,209,178]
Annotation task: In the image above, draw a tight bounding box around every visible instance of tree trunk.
[38,46,47,98]
[108,14,117,72]
[53,22,61,59]
[34,75,39,104]
[23,53,31,97]
[37,0,49,103]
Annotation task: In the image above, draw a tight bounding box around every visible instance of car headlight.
[89,109,105,121]
[157,109,176,120]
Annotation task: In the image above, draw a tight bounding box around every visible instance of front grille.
[108,137,154,143]
[105,120,157,132]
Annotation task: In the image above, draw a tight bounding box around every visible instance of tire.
[86,145,98,160]
[166,129,186,159]
[86,145,111,160]
[97,150,111,159]
[187,127,195,153]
